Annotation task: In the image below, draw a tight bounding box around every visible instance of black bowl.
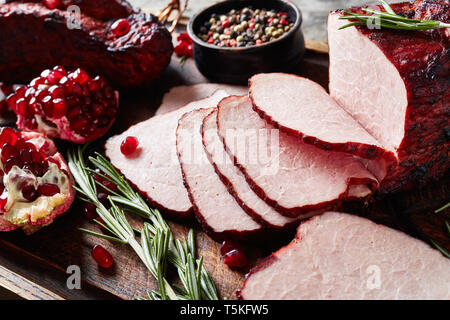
[187,0,305,84]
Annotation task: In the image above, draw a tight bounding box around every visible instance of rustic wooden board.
[0,46,448,300]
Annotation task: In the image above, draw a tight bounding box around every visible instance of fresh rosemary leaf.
[339,0,450,31]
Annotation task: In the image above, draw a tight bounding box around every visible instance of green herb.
[429,202,450,258]
[68,145,218,300]
[339,0,450,31]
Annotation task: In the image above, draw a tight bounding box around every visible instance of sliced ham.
[328,0,449,193]
[156,83,247,116]
[105,91,229,217]
[176,108,262,240]
[202,109,315,229]
[239,211,450,300]
[249,73,398,181]
[217,96,378,218]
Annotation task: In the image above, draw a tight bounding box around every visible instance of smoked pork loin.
[239,212,450,300]
[202,109,314,229]
[216,96,378,218]
[176,108,262,240]
[105,91,229,217]
[249,73,398,181]
[328,0,449,193]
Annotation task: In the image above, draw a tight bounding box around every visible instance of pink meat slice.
[217,96,378,218]
[156,83,247,116]
[105,91,229,217]
[239,211,450,300]
[328,1,449,193]
[202,109,317,229]
[249,73,397,181]
[176,108,262,240]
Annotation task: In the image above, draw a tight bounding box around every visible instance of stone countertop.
[129,0,388,43]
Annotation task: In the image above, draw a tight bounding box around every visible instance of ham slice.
[156,83,247,116]
[217,96,378,218]
[202,109,315,229]
[105,91,229,217]
[249,73,398,180]
[239,211,450,300]
[176,108,262,240]
[328,1,449,192]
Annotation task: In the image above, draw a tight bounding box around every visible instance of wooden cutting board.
[0,45,448,300]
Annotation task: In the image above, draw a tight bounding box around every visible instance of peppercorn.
[197,7,292,48]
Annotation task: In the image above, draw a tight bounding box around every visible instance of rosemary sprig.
[88,152,219,300]
[68,146,219,300]
[339,0,450,30]
[430,202,450,258]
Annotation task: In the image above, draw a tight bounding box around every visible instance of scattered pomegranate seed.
[83,202,98,220]
[120,136,139,156]
[220,240,248,268]
[223,249,248,268]
[91,245,114,268]
[220,240,244,256]
[111,19,130,37]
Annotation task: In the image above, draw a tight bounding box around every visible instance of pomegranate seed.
[49,85,64,98]
[220,240,245,256]
[70,116,89,134]
[30,77,45,88]
[72,68,89,84]
[47,70,64,84]
[34,89,49,101]
[111,19,130,37]
[24,87,36,101]
[0,84,14,95]
[22,184,38,202]
[3,157,19,173]
[91,245,114,268]
[30,161,48,177]
[120,136,139,156]
[59,76,74,94]
[37,183,60,196]
[0,128,18,146]
[41,96,54,117]
[24,118,38,129]
[83,202,98,220]
[16,98,32,117]
[19,149,32,165]
[6,94,18,111]
[30,149,45,163]
[53,66,67,75]
[52,98,67,118]
[42,0,63,9]
[1,144,19,164]
[223,249,248,268]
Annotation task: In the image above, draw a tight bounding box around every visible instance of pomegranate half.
[0,127,75,234]
[7,66,119,143]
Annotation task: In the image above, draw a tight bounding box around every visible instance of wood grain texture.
[0,265,63,300]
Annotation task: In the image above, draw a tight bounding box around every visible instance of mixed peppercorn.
[197,7,294,48]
